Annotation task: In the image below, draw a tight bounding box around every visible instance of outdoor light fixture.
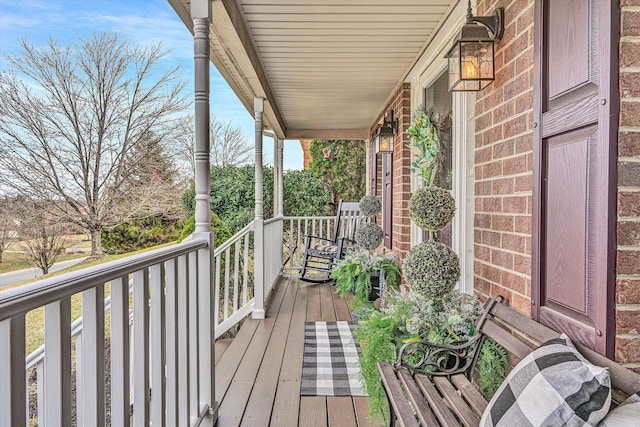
[373,111,398,154]
[445,1,504,92]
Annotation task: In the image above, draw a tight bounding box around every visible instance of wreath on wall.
[407,108,452,186]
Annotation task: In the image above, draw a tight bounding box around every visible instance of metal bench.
[378,295,640,427]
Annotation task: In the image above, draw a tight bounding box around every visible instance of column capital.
[191,0,212,20]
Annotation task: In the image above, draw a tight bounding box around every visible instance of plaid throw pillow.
[598,392,640,426]
[480,334,611,427]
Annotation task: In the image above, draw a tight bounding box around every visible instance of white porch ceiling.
[169,0,458,139]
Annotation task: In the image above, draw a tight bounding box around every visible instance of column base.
[252,309,266,320]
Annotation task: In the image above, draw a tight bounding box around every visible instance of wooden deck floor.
[214,276,383,427]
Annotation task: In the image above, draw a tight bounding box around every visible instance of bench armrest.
[395,333,484,378]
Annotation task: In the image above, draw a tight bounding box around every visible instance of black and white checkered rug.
[300,321,367,396]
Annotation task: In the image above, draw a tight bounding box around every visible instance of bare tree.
[18,202,68,275]
[171,114,253,177]
[0,196,18,264]
[0,33,186,257]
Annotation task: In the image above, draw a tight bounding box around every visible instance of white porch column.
[277,139,284,217]
[253,98,266,319]
[191,0,217,425]
[273,136,279,217]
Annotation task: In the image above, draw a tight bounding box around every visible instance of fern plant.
[477,337,511,400]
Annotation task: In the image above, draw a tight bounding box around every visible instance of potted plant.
[332,195,400,301]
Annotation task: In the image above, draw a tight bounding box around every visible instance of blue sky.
[0,0,303,169]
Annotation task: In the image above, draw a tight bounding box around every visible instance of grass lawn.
[10,241,177,354]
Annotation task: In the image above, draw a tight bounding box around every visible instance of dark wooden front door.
[532,0,618,356]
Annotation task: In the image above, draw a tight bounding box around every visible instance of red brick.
[504,33,530,64]
[493,140,515,159]
[515,175,532,192]
[618,221,640,246]
[502,271,526,294]
[503,114,528,138]
[495,63,515,87]
[483,125,504,146]
[483,197,503,212]
[491,249,514,269]
[482,230,502,247]
[511,292,532,316]
[616,335,640,363]
[493,101,515,124]
[492,177,515,195]
[621,41,640,67]
[483,161,503,179]
[619,132,640,157]
[514,254,531,275]
[492,215,514,232]
[619,160,640,187]
[483,90,503,112]
[617,278,640,304]
[503,154,528,175]
[618,191,640,217]
[617,249,640,275]
[515,134,532,154]
[475,146,493,164]
[515,216,532,234]
[474,277,492,297]
[621,101,640,127]
[516,6,535,35]
[475,244,492,262]
[476,111,493,132]
[475,181,493,196]
[503,73,530,101]
[475,213,492,229]
[505,0,530,23]
[622,10,640,37]
[481,263,502,284]
[504,196,527,214]
[503,234,526,252]
[621,72,640,98]
[515,90,533,112]
[617,309,640,334]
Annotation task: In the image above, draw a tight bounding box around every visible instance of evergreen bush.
[402,241,460,299]
[408,185,456,231]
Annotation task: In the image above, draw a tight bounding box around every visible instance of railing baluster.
[243,233,249,305]
[0,316,26,427]
[165,259,179,427]
[177,255,190,425]
[79,284,105,427]
[234,241,240,312]
[44,297,72,426]
[288,219,293,268]
[111,275,131,427]
[214,254,221,328]
[37,361,44,424]
[197,240,214,422]
[150,263,166,427]
[133,269,150,426]
[76,331,83,424]
[297,218,301,266]
[224,247,230,320]
[188,252,199,420]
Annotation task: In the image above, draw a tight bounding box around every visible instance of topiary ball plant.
[359,195,382,217]
[402,241,460,299]
[409,185,456,231]
[355,222,384,251]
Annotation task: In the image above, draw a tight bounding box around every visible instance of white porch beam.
[253,97,266,320]
[285,128,369,140]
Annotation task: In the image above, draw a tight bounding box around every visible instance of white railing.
[213,221,255,338]
[0,238,215,427]
[282,216,335,274]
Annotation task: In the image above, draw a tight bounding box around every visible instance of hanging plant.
[408,109,440,184]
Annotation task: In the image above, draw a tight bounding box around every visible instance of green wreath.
[408,109,440,185]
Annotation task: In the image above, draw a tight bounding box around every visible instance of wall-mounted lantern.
[373,111,398,154]
[445,1,505,92]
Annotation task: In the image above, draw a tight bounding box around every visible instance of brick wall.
[299,140,312,169]
[370,83,412,262]
[616,1,640,367]
[473,0,535,316]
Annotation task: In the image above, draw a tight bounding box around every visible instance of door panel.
[533,0,617,356]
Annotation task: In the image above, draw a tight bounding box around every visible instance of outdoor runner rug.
[300,321,367,396]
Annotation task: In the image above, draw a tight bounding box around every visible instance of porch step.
[215,339,234,366]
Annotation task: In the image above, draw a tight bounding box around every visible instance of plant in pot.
[332,195,400,301]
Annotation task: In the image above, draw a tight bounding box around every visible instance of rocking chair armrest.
[395,333,484,377]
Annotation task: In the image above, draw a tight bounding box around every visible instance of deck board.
[215,278,377,427]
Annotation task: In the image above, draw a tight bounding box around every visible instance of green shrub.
[408,185,456,231]
[101,217,182,254]
[402,241,460,299]
[178,211,232,246]
[478,338,511,400]
[332,251,400,301]
[359,195,381,217]
[354,222,384,251]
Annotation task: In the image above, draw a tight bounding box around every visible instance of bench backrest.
[331,200,365,242]
[479,295,640,398]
